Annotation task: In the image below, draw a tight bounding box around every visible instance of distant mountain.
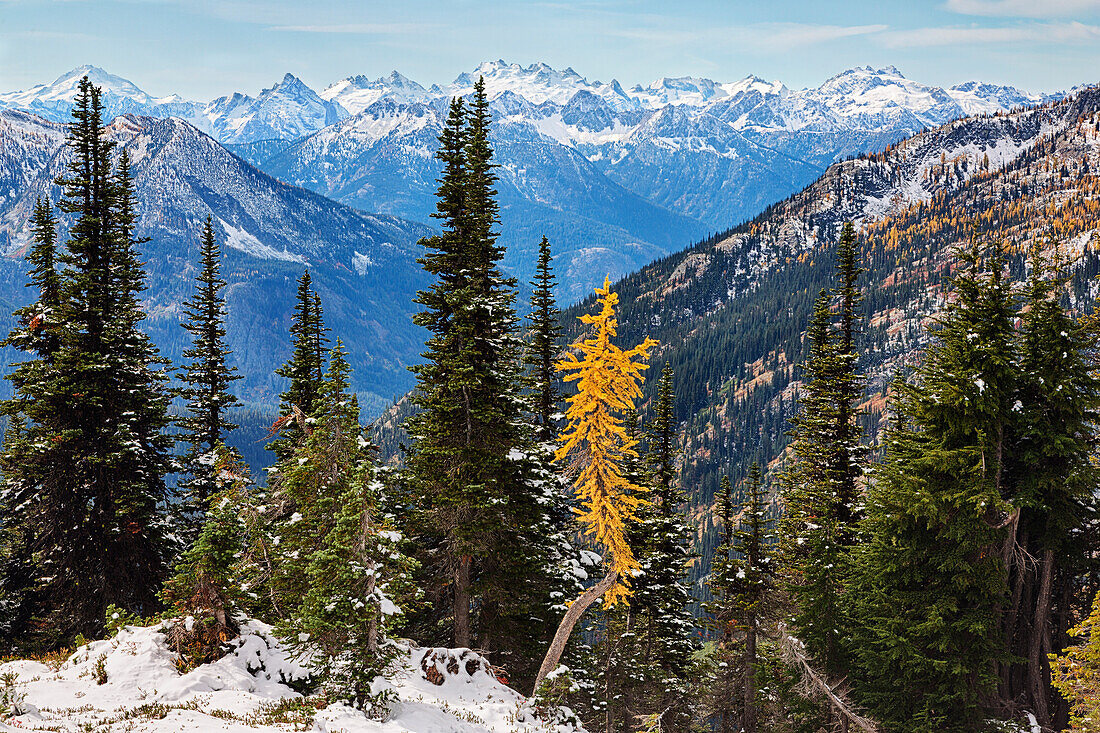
[0,110,432,414]
[0,63,1062,298]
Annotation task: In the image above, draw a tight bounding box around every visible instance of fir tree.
[404,79,560,686]
[780,289,847,674]
[849,241,1016,732]
[269,270,326,461]
[704,475,740,733]
[525,235,562,442]
[160,445,250,665]
[279,350,417,710]
[1002,244,1100,724]
[0,78,174,647]
[629,364,697,730]
[266,340,363,618]
[178,216,241,516]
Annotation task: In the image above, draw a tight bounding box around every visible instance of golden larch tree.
[532,276,657,693]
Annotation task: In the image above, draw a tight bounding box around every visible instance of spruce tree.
[849,241,1015,732]
[704,475,741,733]
[0,79,174,647]
[178,216,241,516]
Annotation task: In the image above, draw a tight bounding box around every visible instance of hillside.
[575,84,1100,564]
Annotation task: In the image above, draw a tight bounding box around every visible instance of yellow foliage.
[1052,590,1100,730]
[556,276,657,606]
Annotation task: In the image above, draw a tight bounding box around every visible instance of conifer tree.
[525,235,562,442]
[161,444,250,665]
[269,270,326,461]
[0,78,173,647]
[704,475,741,733]
[404,79,560,684]
[628,364,697,730]
[279,346,417,709]
[1051,589,1100,731]
[266,340,362,617]
[780,289,847,674]
[728,462,773,733]
[532,277,656,693]
[178,217,241,515]
[1003,244,1100,724]
[849,241,1016,732]
[780,222,866,678]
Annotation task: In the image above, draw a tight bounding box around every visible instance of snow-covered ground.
[0,620,577,732]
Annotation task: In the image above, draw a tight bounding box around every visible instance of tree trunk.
[1028,548,1054,728]
[454,554,472,648]
[744,618,758,733]
[532,569,619,696]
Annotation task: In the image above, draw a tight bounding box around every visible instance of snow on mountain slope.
[203,73,349,145]
[322,72,434,115]
[0,621,576,732]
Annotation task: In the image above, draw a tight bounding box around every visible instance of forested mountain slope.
[575,84,1100,566]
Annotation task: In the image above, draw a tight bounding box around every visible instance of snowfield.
[0,621,578,733]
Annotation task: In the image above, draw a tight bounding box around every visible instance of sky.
[2,0,1100,99]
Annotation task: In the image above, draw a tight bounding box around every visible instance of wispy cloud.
[612,22,888,52]
[944,0,1100,17]
[267,22,436,34]
[878,20,1100,46]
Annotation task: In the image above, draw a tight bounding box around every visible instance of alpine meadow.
[3,2,1100,732]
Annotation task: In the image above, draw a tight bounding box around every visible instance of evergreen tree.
[160,444,250,665]
[628,364,697,731]
[1002,244,1100,724]
[269,270,326,461]
[780,289,847,674]
[728,463,774,733]
[266,340,362,618]
[178,216,241,516]
[403,79,559,686]
[849,241,1016,732]
[704,475,741,733]
[279,351,417,710]
[0,78,174,647]
[525,235,562,442]
[780,222,866,678]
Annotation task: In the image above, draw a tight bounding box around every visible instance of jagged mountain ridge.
[0,110,432,413]
[567,84,1100,567]
[0,63,1062,299]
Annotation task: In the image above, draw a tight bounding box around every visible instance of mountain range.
[0,62,1062,300]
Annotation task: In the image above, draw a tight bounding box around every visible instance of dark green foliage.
[161,445,249,666]
[277,341,418,711]
[848,241,1016,732]
[779,222,866,678]
[591,372,698,732]
[178,217,242,517]
[401,77,559,687]
[268,270,327,461]
[524,235,562,442]
[0,78,174,650]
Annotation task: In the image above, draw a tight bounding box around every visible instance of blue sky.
[2,0,1099,98]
